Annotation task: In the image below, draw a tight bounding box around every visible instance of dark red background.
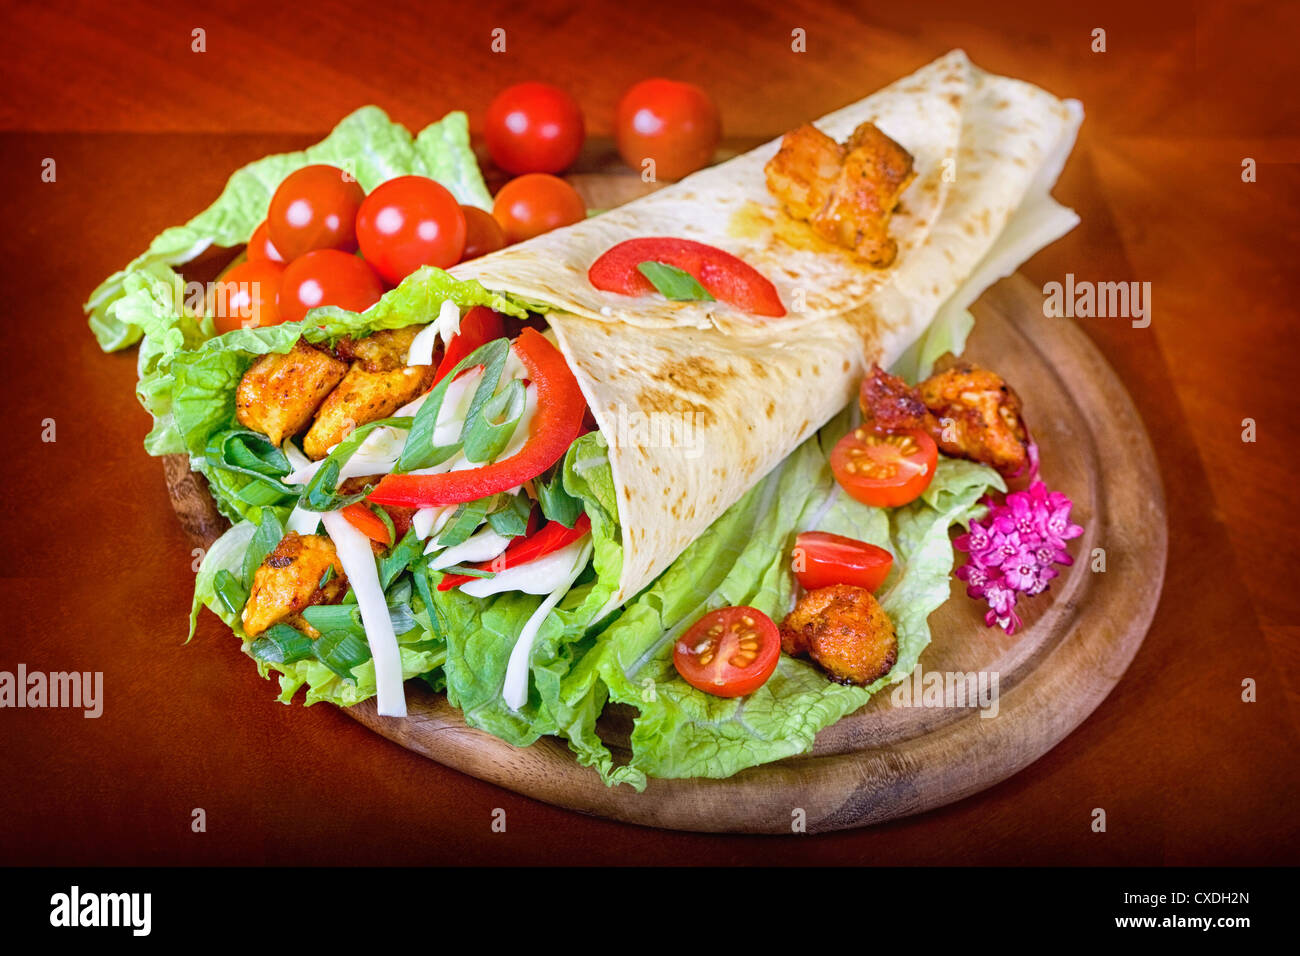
[0,0,1296,864]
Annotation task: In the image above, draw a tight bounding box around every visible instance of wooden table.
[1,0,1296,864]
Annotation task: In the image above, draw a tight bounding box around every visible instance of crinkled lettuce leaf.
[554,411,1003,790]
[86,106,491,352]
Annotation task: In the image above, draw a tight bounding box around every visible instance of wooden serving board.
[165,164,1167,834]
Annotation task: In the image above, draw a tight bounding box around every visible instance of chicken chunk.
[235,341,348,446]
[303,329,435,460]
[858,362,1032,478]
[765,121,915,266]
[241,532,347,637]
[780,584,898,686]
[859,364,937,435]
[763,124,844,222]
[918,362,1031,476]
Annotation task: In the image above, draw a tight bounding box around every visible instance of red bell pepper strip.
[588,237,786,317]
[432,306,505,386]
[341,503,392,547]
[438,514,591,591]
[366,328,587,508]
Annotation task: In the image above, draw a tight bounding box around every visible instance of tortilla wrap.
[452,50,1082,610]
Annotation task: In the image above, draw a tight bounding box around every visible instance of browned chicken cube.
[780,584,898,686]
[302,329,434,460]
[765,121,915,266]
[241,532,347,638]
[918,362,1031,477]
[764,124,844,222]
[235,341,348,446]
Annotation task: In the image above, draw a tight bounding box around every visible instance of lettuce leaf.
[553,411,1002,790]
[86,107,490,352]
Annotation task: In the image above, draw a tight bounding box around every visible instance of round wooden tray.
[166,271,1166,833]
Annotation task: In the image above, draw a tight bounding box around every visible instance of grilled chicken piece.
[780,584,898,686]
[241,532,347,638]
[235,341,348,446]
[765,121,915,266]
[303,329,435,460]
[859,364,937,435]
[918,362,1031,476]
[763,124,844,222]
[858,363,1032,478]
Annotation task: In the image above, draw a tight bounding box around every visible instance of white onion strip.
[320,511,407,717]
[501,540,593,711]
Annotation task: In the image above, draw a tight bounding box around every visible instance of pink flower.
[954,479,1082,634]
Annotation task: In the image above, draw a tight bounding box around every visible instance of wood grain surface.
[3,0,1297,863]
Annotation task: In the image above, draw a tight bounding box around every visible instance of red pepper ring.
[438,514,591,591]
[366,328,588,509]
[588,237,787,317]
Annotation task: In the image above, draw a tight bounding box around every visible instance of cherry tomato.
[278,249,384,324]
[354,175,466,284]
[208,259,285,334]
[792,531,893,592]
[267,164,365,260]
[246,220,284,263]
[484,82,585,175]
[673,607,781,698]
[830,427,938,508]
[615,78,720,181]
[459,205,506,261]
[492,173,586,244]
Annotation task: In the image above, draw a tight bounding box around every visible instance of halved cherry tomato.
[267,165,365,260]
[246,220,284,263]
[615,78,720,181]
[437,514,591,591]
[673,606,780,698]
[485,82,585,175]
[459,205,506,261]
[208,259,285,333]
[341,503,392,547]
[588,237,786,317]
[792,531,893,592]
[492,173,586,244]
[830,426,937,508]
[278,249,384,324]
[433,306,506,385]
[367,328,587,508]
[355,175,467,284]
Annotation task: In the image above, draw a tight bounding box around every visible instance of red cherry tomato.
[615,78,720,181]
[354,175,466,285]
[492,174,586,244]
[209,259,285,334]
[266,165,365,260]
[792,531,893,592]
[246,221,284,263]
[673,607,781,698]
[459,205,506,261]
[484,82,585,175]
[588,237,786,317]
[278,249,384,324]
[830,427,938,508]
